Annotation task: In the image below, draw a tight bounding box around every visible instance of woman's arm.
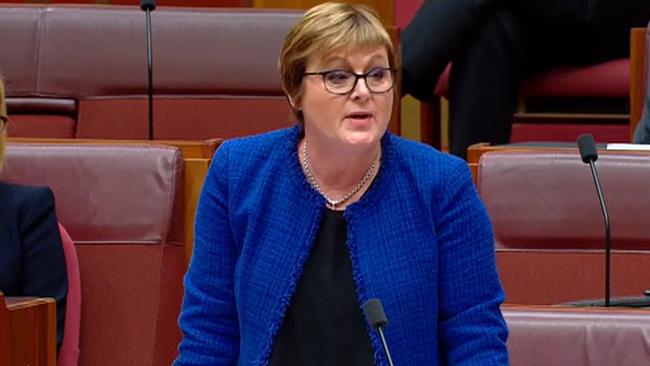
[175,143,240,365]
[19,186,68,349]
[435,161,509,365]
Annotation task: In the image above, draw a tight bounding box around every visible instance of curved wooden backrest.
[630,26,648,138]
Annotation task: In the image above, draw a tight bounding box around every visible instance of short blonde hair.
[0,78,6,173]
[278,2,396,124]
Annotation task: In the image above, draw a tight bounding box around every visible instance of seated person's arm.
[19,186,68,349]
[633,94,650,143]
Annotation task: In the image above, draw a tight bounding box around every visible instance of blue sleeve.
[435,161,509,365]
[19,187,68,348]
[175,142,240,365]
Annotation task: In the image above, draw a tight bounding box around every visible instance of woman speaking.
[175,3,509,365]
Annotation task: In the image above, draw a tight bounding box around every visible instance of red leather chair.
[3,143,185,366]
[0,5,300,140]
[503,305,650,366]
[429,60,631,146]
[57,223,80,366]
[477,148,650,305]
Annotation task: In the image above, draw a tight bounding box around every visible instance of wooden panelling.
[183,158,211,266]
[0,295,57,366]
[8,137,220,159]
[253,0,394,25]
[630,27,648,139]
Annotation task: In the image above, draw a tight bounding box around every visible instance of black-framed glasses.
[0,115,7,133]
[304,67,397,95]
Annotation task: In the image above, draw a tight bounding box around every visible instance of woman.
[175,3,508,365]
[0,79,68,349]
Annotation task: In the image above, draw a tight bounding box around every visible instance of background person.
[0,78,68,349]
[402,0,650,158]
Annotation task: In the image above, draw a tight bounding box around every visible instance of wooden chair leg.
[420,96,441,149]
[630,27,648,141]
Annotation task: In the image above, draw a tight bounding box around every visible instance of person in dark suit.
[633,92,650,143]
[0,79,68,348]
[402,0,650,158]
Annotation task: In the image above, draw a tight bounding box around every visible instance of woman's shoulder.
[219,126,298,158]
[209,127,300,181]
[0,182,56,213]
[387,134,467,178]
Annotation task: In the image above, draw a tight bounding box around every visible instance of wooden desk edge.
[7,137,223,159]
[5,297,56,311]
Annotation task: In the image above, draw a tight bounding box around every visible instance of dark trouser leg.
[448,9,523,159]
[633,101,650,144]
[401,0,504,101]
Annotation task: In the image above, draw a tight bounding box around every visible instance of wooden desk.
[7,137,221,160]
[466,142,540,184]
[0,293,56,366]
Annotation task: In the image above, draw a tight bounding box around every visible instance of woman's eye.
[368,68,387,81]
[325,71,352,84]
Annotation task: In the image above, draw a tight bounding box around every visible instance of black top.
[0,182,68,348]
[270,208,374,366]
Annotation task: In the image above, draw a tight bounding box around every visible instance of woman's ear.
[286,94,301,112]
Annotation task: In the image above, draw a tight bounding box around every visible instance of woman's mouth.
[345,112,374,121]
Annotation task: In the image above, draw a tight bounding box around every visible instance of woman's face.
[298,45,393,149]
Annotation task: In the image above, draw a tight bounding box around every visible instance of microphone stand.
[567,134,650,308]
[587,159,611,307]
[376,325,395,366]
[362,299,395,366]
[142,1,155,140]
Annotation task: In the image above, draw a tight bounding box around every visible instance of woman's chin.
[340,130,380,147]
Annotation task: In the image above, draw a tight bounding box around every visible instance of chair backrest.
[477,149,650,304]
[57,223,80,366]
[0,5,301,139]
[504,305,650,366]
[478,150,650,249]
[1,143,185,366]
[395,0,421,29]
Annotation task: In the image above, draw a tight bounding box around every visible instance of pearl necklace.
[301,140,378,209]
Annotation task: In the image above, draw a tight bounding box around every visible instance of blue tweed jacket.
[175,126,509,365]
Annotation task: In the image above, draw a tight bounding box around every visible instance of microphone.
[140,0,155,11]
[140,0,156,140]
[577,133,611,307]
[362,299,395,366]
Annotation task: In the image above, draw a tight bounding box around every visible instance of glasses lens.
[320,68,395,94]
[323,70,355,94]
[366,68,394,93]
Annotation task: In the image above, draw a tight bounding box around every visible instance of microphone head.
[362,298,388,330]
[577,133,598,163]
[140,0,156,11]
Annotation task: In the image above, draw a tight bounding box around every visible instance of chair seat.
[434,58,630,98]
